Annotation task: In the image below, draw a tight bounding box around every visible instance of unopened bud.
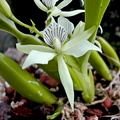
[0,0,12,18]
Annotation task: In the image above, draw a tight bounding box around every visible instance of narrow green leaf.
[85,0,110,30]
[0,53,57,105]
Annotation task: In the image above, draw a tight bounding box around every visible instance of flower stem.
[11,15,43,37]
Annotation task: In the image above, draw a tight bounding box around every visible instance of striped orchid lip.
[43,18,68,48]
[43,17,75,53]
[43,17,74,52]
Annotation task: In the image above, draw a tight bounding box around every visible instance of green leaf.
[97,36,120,67]
[22,50,57,69]
[89,51,112,81]
[88,69,95,97]
[78,0,110,73]
[81,74,95,103]
[84,0,110,31]
[57,55,74,111]
[0,53,57,105]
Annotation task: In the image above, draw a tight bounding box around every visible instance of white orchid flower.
[34,0,85,20]
[16,17,101,110]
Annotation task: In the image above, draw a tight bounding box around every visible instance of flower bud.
[0,0,12,18]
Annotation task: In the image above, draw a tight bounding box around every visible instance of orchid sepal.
[63,40,102,58]
[34,0,48,12]
[60,10,85,17]
[62,25,96,51]
[57,0,72,9]
[22,50,57,69]
[16,43,55,54]
[58,55,74,111]
[72,21,85,38]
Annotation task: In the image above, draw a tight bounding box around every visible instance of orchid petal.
[58,16,74,34]
[60,10,85,17]
[57,55,74,110]
[72,21,85,38]
[81,0,84,6]
[62,26,96,51]
[22,50,57,69]
[57,0,72,9]
[34,0,48,12]
[43,18,68,46]
[63,40,102,57]
[42,0,58,7]
[94,40,102,49]
[99,25,103,34]
[16,43,55,54]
